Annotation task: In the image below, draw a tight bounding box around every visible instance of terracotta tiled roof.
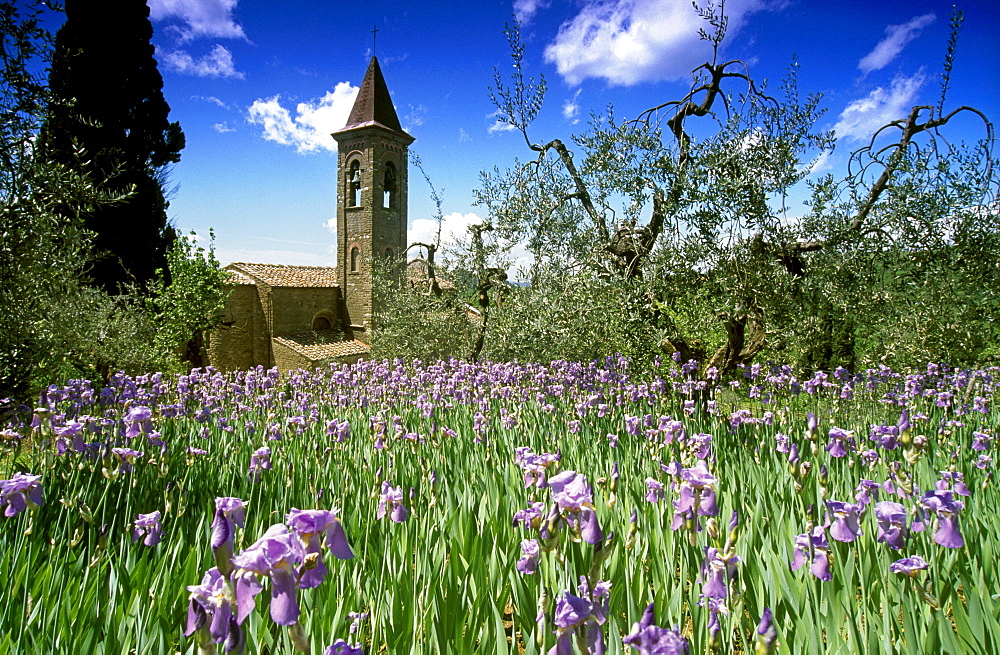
[224,268,256,285]
[227,262,339,288]
[272,331,370,361]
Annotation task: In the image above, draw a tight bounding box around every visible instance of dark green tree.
[39,0,184,293]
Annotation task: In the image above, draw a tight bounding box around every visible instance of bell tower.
[332,56,414,341]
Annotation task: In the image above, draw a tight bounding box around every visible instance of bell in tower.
[331,56,414,341]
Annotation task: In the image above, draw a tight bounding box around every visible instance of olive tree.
[477,6,996,374]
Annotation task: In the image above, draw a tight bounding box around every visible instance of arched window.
[384,247,394,260]
[383,162,396,209]
[348,161,361,207]
[350,246,360,273]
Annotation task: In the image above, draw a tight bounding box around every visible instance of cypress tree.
[40,0,184,293]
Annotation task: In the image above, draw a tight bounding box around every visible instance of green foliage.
[2,360,998,653]
[371,258,479,361]
[0,2,208,401]
[38,0,184,293]
[481,267,660,366]
[148,231,228,371]
[475,7,998,373]
[0,0,99,399]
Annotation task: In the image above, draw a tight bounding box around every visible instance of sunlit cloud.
[149,0,247,42]
[543,0,774,86]
[409,212,485,249]
[833,71,926,142]
[487,110,518,134]
[563,88,582,124]
[247,82,359,154]
[213,122,236,133]
[160,44,244,78]
[514,0,550,24]
[858,14,935,76]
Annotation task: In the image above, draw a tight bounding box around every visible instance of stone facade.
[205,263,368,371]
[332,56,414,340]
[205,56,411,373]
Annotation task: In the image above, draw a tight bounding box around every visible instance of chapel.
[205,56,412,371]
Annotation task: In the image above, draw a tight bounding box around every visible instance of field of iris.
[1,356,998,654]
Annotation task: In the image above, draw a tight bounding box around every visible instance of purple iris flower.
[514,447,560,488]
[889,555,929,577]
[645,478,665,503]
[580,507,605,545]
[285,508,354,587]
[325,640,365,655]
[936,471,971,497]
[825,500,864,542]
[874,501,908,550]
[550,591,594,655]
[548,470,593,512]
[756,608,777,654]
[915,490,965,548]
[854,479,881,506]
[124,405,153,438]
[133,510,163,546]
[327,420,351,442]
[516,539,540,575]
[870,424,899,450]
[0,472,44,517]
[348,610,368,634]
[248,447,272,481]
[701,547,739,599]
[513,501,545,531]
[623,603,689,654]
[825,427,855,458]
[377,482,409,522]
[232,523,306,626]
[670,462,718,532]
[212,496,247,577]
[111,447,143,473]
[186,567,238,644]
[791,527,832,581]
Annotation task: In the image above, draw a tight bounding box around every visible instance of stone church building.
[206,56,413,371]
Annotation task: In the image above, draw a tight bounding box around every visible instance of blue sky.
[134,0,999,270]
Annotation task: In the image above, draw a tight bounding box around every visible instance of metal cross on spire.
[371,24,378,56]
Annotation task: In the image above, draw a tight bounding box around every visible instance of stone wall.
[269,287,340,335]
[272,340,313,372]
[206,283,268,371]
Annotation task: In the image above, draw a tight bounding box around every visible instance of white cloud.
[833,71,926,142]
[160,44,244,78]
[247,82,359,154]
[148,0,247,42]
[194,95,229,108]
[805,149,834,175]
[563,88,582,123]
[212,122,235,133]
[543,0,771,86]
[458,128,472,142]
[858,14,935,76]
[323,217,337,233]
[514,0,550,23]
[487,110,518,134]
[409,212,485,249]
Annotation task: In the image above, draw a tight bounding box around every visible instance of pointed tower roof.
[335,56,413,142]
